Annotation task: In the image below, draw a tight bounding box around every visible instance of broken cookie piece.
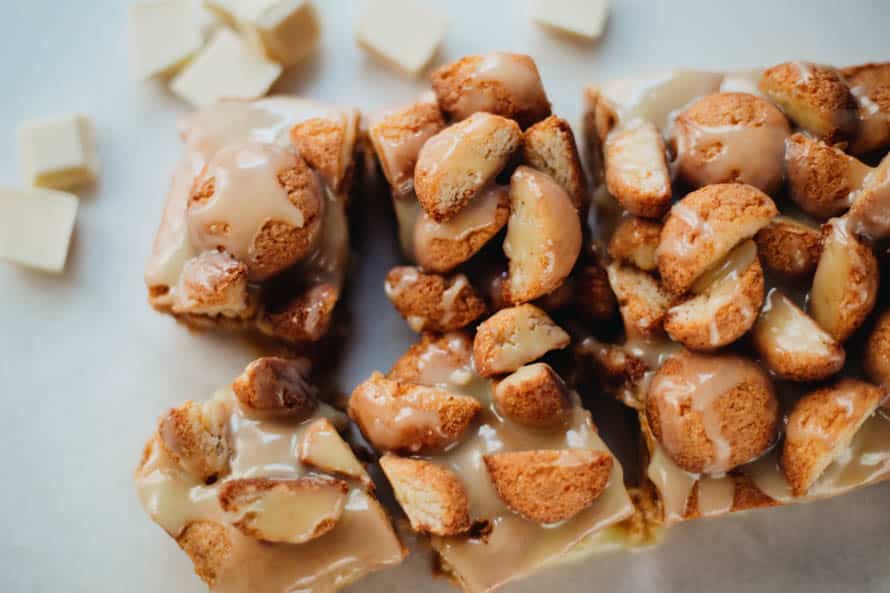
[759,61,858,143]
[348,372,481,453]
[219,476,348,544]
[414,112,521,222]
[384,267,486,332]
[484,449,613,524]
[170,28,283,108]
[603,119,672,218]
[380,454,471,536]
[782,379,885,496]
[669,92,789,194]
[299,417,370,484]
[472,304,570,377]
[752,290,845,382]
[809,217,879,342]
[135,358,405,593]
[0,187,78,274]
[583,62,890,530]
[784,132,871,219]
[522,115,588,210]
[646,351,780,475]
[493,363,572,428]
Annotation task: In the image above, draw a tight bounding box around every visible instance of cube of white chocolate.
[356,0,448,76]
[19,115,99,190]
[170,28,283,108]
[531,0,610,40]
[0,188,78,274]
[207,0,320,67]
[128,0,204,79]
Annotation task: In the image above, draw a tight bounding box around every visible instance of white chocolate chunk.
[128,0,204,79]
[206,0,320,66]
[530,0,610,40]
[170,28,283,108]
[18,115,99,190]
[356,0,449,75]
[0,188,78,274]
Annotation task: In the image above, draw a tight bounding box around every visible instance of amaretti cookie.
[348,327,638,593]
[134,357,405,593]
[369,53,590,334]
[580,62,890,528]
[144,97,358,347]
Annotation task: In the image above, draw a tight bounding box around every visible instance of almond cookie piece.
[810,218,879,342]
[414,112,521,222]
[841,62,890,154]
[430,52,551,128]
[170,249,253,318]
[504,166,582,303]
[656,183,778,295]
[289,107,359,192]
[782,379,885,496]
[670,92,789,193]
[603,119,672,218]
[348,372,481,453]
[784,133,871,219]
[413,184,510,273]
[847,155,890,240]
[608,216,662,272]
[645,351,780,475]
[258,283,339,343]
[473,304,570,377]
[135,359,406,593]
[607,263,675,339]
[522,115,587,209]
[866,310,890,389]
[663,240,764,351]
[187,142,324,282]
[575,260,618,322]
[493,363,572,428]
[218,476,349,544]
[484,449,613,523]
[300,418,371,484]
[157,399,233,483]
[388,331,475,386]
[754,217,822,279]
[380,454,472,536]
[384,267,487,332]
[752,290,845,382]
[231,356,318,419]
[368,100,446,196]
[759,61,858,143]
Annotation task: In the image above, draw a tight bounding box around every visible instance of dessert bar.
[144,97,358,348]
[580,62,890,525]
[135,357,405,592]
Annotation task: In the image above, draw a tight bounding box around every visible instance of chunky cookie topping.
[582,62,890,526]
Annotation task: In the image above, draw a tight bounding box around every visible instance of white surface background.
[1,1,889,592]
